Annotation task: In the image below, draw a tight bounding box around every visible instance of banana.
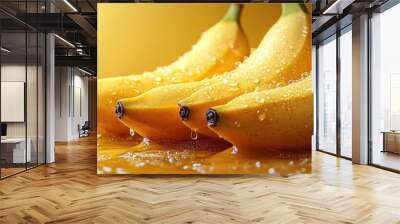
[207,75,313,152]
[178,3,311,138]
[116,80,211,140]
[98,4,250,137]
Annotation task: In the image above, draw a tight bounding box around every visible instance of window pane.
[318,36,337,154]
[340,28,352,158]
[38,33,46,165]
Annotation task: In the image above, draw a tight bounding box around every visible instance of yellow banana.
[116,80,211,140]
[178,3,311,138]
[98,4,249,137]
[207,75,313,152]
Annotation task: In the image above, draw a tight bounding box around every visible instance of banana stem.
[222,4,242,22]
[281,3,304,16]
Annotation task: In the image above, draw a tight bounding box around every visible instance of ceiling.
[0,0,391,75]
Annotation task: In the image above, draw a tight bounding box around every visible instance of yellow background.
[98,3,281,77]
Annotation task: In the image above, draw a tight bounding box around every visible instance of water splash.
[257,111,266,121]
[192,163,202,170]
[301,72,309,79]
[116,168,127,174]
[231,146,239,155]
[234,121,241,127]
[136,162,145,168]
[256,97,265,104]
[129,129,135,137]
[190,130,198,140]
[103,166,112,173]
[268,168,276,175]
[142,137,150,146]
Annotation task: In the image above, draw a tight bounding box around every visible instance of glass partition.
[0,2,46,179]
[1,31,28,177]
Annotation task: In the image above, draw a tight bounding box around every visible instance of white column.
[46,32,55,163]
[352,14,369,164]
[45,0,56,163]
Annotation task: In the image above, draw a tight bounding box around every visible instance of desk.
[1,138,31,163]
[382,131,400,154]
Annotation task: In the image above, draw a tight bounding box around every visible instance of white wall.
[55,67,69,141]
[54,67,89,141]
[1,65,33,138]
[70,72,89,138]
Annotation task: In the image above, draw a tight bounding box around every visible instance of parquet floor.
[1,136,400,224]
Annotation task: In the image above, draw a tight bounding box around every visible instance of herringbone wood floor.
[1,136,400,224]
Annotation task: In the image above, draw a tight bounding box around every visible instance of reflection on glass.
[1,32,27,177]
[318,36,337,154]
[340,28,352,158]
[371,4,400,171]
[0,1,47,179]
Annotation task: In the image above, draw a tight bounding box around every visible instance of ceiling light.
[323,0,354,15]
[63,0,78,12]
[54,34,75,48]
[1,47,11,53]
[78,67,93,76]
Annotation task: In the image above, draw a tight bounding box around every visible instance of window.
[370,3,400,171]
[317,35,337,154]
[339,27,352,158]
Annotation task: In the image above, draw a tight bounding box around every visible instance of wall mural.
[97,3,312,175]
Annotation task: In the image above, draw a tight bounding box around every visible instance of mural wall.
[97,3,312,175]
